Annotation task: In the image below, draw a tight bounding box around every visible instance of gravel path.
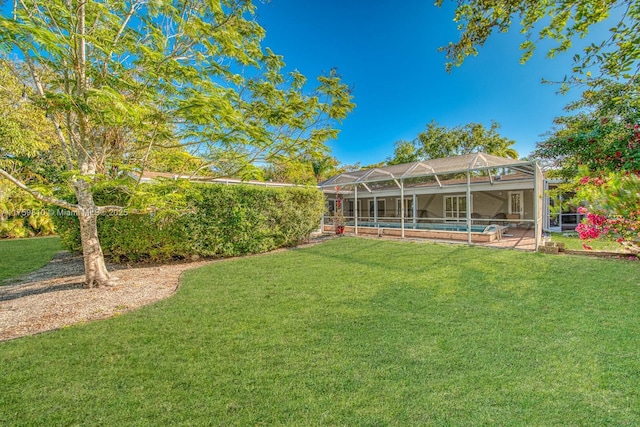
[0,251,212,342]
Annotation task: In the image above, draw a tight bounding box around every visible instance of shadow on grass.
[0,280,86,301]
[1,251,132,301]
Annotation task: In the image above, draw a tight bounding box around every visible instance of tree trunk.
[74,179,112,288]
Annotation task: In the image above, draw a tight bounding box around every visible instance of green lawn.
[0,236,61,282]
[1,237,639,425]
[549,232,625,252]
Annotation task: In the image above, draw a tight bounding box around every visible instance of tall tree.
[386,140,419,165]
[310,155,341,183]
[0,0,354,287]
[437,0,639,89]
[144,148,212,176]
[387,121,518,165]
[261,155,343,185]
[262,160,316,185]
[535,76,640,178]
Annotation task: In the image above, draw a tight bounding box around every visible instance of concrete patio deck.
[478,228,537,251]
[330,227,538,251]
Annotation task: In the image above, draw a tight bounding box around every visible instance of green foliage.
[0,182,55,238]
[0,63,60,238]
[536,77,639,254]
[48,208,81,254]
[535,77,640,177]
[0,1,354,180]
[262,160,316,185]
[387,120,518,164]
[260,155,344,185]
[438,0,638,88]
[574,171,640,253]
[387,140,419,165]
[310,156,342,183]
[52,182,325,262]
[0,0,353,284]
[144,148,212,176]
[0,63,56,168]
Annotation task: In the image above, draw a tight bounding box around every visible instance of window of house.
[369,199,386,219]
[347,200,361,217]
[508,191,523,217]
[444,195,467,221]
[326,199,336,215]
[396,198,414,218]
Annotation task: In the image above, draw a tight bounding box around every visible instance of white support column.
[534,163,541,251]
[354,184,358,235]
[400,179,405,238]
[412,193,417,225]
[466,171,472,245]
[373,195,378,223]
[559,194,563,230]
[543,180,549,230]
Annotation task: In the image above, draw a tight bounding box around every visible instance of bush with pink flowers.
[574,171,640,254]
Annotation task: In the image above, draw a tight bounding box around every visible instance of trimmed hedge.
[52,182,325,262]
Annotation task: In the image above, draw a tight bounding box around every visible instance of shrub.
[52,181,325,262]
[0,183,56,238]
[574,171,640,254]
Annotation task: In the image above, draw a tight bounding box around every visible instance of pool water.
[348,221,489,233]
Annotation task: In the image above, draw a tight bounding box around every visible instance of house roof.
[320,152,537,189]
[128,171,299,188]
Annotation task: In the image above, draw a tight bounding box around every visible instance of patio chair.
[492,212,507,226]
[483,224,510,238]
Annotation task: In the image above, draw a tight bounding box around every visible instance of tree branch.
[22,53,75,170]
[0,168,78,212]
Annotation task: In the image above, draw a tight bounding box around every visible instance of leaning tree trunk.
[73,179,112,288]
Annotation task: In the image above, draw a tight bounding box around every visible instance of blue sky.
[255,0,605,166]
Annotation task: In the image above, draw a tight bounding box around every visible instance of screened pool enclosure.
[320,153,544,250]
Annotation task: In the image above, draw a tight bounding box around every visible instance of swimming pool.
[347,221,490,233]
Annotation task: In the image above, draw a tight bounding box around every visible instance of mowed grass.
[549,232,625,252]
[1,237,639,425]
[0,236,61,282]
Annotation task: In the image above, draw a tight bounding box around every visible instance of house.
[319,153,544,250]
